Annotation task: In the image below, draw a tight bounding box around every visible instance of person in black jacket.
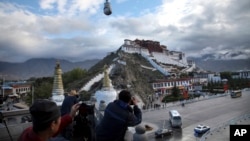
[95,90,142,141]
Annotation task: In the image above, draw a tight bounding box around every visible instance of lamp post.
[32,84,34,104]
[3,76,5,97]
[1,75,7,97]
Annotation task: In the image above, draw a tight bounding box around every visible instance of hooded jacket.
[96,100,142,141]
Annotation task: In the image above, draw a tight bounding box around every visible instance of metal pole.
[3,77,4,97]
[3,119,13,141]
[32,85,34,104]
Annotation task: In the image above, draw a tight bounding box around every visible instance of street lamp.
[32,84,34,104]
[0,75,7,97]
[2,77,5,97]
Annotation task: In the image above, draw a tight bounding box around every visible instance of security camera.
[104,0,112,16]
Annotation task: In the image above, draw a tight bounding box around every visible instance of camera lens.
[104,0,112,15]
[104,8,112,15]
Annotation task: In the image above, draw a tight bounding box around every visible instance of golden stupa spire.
[51,60,64,105]
[103,64,111,88]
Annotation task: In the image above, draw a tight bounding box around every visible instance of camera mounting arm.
[104,0,112,16]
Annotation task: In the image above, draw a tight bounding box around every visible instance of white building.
[208,73,221,82]
[232,70,250,79]
[152,78,193,95]
[0,81,31,98]
[121,39,189,68]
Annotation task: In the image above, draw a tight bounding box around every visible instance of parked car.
[194,124,210,134]
[189,90,206,98]
[155,128,173,138]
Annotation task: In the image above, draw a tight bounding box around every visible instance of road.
[142,90,250,141]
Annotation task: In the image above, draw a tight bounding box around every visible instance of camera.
[78,101,95,116]
[104,0,112,16]
[74,101,95,140]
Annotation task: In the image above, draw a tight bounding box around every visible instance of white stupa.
[95,65,117,110]
[51,61,65,106]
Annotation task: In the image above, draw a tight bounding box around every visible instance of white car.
[194,124,210,134]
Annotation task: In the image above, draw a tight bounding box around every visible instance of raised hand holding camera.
[130,96,139,105]
[69,103,80,118]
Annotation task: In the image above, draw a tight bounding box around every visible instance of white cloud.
[40,0,57,9]
[0,0,250,63]
[40,0,103,15]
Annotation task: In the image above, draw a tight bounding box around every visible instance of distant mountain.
[190,58,250,72]
[188,50,250,72]
[195,50,250,61]
[0,58,100,80]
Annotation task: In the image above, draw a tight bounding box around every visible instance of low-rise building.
[232,70,250,79]
[0,81,31,98]
[151,78,193,95]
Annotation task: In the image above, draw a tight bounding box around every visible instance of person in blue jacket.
[61,90,79,116]
[96,90,142,141]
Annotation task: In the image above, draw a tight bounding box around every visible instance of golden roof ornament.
[103,64,111,88]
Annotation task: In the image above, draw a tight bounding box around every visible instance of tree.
[188,72,194,77]
[63,68,87,87]
[220,72,232,80]
[172,85,180,97]
[180,73,188,78]
[25,77,53,106]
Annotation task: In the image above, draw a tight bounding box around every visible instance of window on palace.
[155,83,160,88]
[154,84,157,88]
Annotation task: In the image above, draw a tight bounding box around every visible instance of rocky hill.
[81,50,166,103]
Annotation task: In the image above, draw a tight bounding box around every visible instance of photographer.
[61,90,79,116]
[60,90,79,140]
[96,90,142,141]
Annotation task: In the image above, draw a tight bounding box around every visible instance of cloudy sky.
[0,0,250,63]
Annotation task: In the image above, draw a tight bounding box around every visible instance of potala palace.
[121,39,196,75]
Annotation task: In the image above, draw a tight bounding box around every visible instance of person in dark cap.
[96,90,142,141]
[18,99,80,141]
